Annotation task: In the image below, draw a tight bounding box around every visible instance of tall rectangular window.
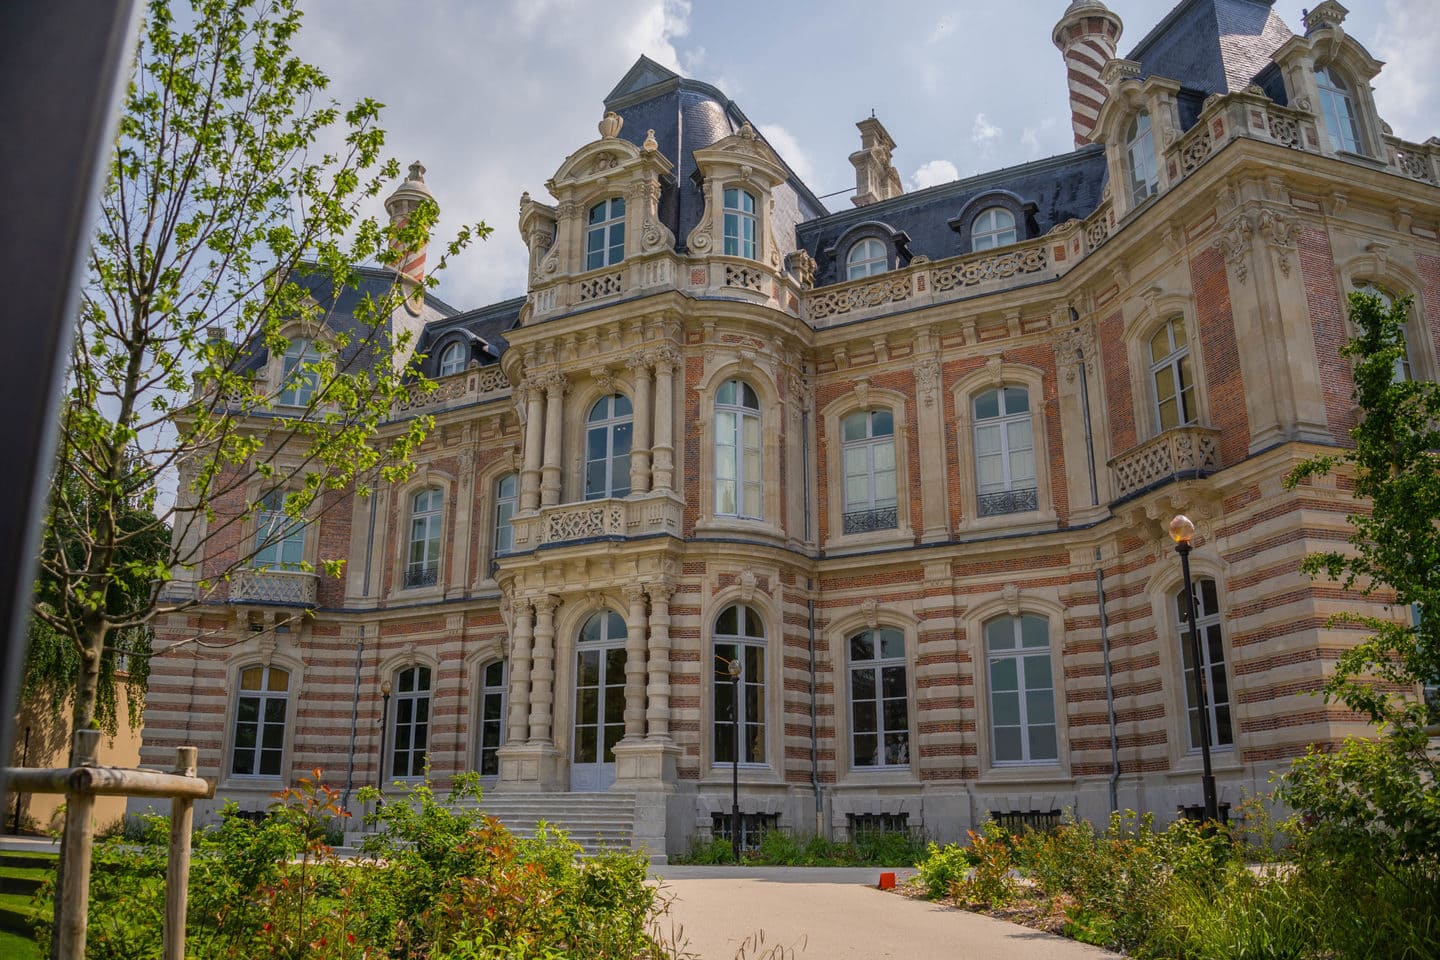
[392,665,432,778]
[1150,317,1197,431]
[973,387,1037,516]
[231,665,289,778]
[406,487,443,588]
[714,605,766,764]
[1176,579,1233,750]
[252,491,305,570]
[723,188,757,260]
[841,409,897,533]
[493,473,517,560]
[986,615,1057,764]
[714,380,761,518]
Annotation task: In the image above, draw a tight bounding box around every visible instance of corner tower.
[1052,0,1124,148]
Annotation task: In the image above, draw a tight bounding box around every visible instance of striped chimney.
[1052,1,1124,148]
[384,160,434,286]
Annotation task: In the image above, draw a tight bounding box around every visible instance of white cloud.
[758,124,815,187]
[911,160,959,190]
[1369,0,1440,141]
[1019,117,1058,158]
[971,112,1002,149]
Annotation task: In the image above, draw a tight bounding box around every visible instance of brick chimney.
[850,116,903,207]
[1052,1,1124,148]
[384,160,435,286]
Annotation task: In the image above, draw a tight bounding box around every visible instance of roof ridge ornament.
[599,111,624,139]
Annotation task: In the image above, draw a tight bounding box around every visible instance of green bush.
[914,841,977,900]
[952,822,1018,909]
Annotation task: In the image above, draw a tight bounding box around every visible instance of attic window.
[846,238,887,280]
[1126,111,1159,207]
[971,208,1017,252]
[438,341,466,377]
[1316,66,1364,155]
[586,197,626,270]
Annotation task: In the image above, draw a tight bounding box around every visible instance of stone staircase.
[456,792,642,857]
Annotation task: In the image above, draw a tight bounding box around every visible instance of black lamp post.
[376,680,392,793]
[718,653,743,862]
[1169,514,1219,823]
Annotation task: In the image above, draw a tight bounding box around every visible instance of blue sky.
[297,0,1440,312]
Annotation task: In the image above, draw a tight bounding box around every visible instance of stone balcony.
[229,568,318,606]
[1109,425,1222,501]
[510,494,683,551]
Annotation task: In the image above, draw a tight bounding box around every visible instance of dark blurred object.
[0,2,142,789]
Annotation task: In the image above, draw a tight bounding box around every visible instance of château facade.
[135,0,1440,857]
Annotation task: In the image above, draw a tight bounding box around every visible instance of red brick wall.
[1097,309,1133,454]
[1299,226,1354,443]
[1189,245,1249,464]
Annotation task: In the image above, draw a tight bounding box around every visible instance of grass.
[0,928,41,960]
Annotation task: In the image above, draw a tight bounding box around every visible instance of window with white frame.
[391,665,432,778]
[586,197,626,270]
[1316,66,1364,154]
[1353,283,1414,382]
[1412,603,1439,718]
[252,491,306,570]
[841,409,897,534]
[1126,111,1159,207]
[1175,578,1233,750]
[723,188,757,259]
[715,380,761,518]
[231,664,289,777]
[848,627,909,768]
[971,207,1017,251]
[985,614,1058,764]
[1150,316,1197,431]
[438,341,467,377]
[714,604,766,765]
[476,659,506,777]
[846,238,887,279]
[278,338,321,407]
[492,473,518,561]
[405,487,443,588]
[585,394,633,500]
[973,387,1037,517]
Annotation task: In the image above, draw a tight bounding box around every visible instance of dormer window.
[438,341,466,377]
[278,338,320,407]
[971,208,1017,252]
[1316,66,1363,154]
[1126,111,1158,207]
[586,197,626,270]
[846,238,887,280]
[723,188,757,259]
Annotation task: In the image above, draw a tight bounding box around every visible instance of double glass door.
[571,611,626,791]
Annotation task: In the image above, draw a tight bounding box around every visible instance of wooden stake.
[163,746,197,960]
[56,730,99,960]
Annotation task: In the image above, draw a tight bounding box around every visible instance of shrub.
[952,822,1018,909]
[914,841,976,900]
[680,836,735,865]
[853,828,928,867]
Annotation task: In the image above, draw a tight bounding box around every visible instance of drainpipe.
[1095,550,1120,813]
[1073,308,1099,509]
[362,487,378,597]
[342,629,364,815]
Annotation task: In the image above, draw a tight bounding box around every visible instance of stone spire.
[1052,0,1124,148]
[850,116,903,207]
[384,160,435,287]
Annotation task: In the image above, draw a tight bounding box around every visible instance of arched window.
[846,238,887,279]
[848,627,909,768]
[391,665,432,778]
[438,341,467,377]
[252,490,305,570]
[1126,111,1158,207]
[1150,317,1197,430]
[973,387,1036,516]
[492,473,518,560]
[723,188,757,260]
[476,659,507,777]
[231,664,289,777]
[1354,283,1413,382]
[1316,66,1363,154]
[841,409,897,533]
[714,604,766,765]
[586,197,626,270]
[278,338,320,407]
[715,380,761,518]
[574,611,627,772]
[585,394,633,500]
[985,614,1057,764]
[405,487,443,588]
[1175,579,1233,750]
[971,207,1017,251]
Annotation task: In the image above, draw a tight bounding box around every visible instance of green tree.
[1282,289,1440,863]
[44,0,485,749]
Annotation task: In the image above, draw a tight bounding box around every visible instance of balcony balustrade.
[229,568,318,606]
[510,495,683,550]
[1109,425,1221,500]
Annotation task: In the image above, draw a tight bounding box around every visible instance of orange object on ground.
[878,872,896,889]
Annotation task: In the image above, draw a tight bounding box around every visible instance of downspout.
[362,488,378,597]
[1075,311,1099,508]
[342,628,364,815]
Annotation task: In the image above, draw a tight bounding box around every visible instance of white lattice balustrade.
[1109,426,1221,499]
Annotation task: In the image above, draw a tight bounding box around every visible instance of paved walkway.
[649,865,1119,960]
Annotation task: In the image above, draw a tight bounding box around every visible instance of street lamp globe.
[1168,514,1195,545]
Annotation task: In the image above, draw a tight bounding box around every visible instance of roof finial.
[407,160,426,182]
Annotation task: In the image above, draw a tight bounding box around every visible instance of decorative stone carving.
[598,111,624,139]
[861,597,878,630]
[807,274,912,321]
[854,378,870,408]
[1055,319,1097,383]
[1212,213,1254,285]
[578,271,624,302]
[1109,426,1222,499]
[1002,583,1020,617]
[914,356,941,406]
[786,249,817,290]
[739,570,757,602]
[591,367,615,396]
[642,128,658,152]
[1258,209,1300,277]
[929,243,1048,293]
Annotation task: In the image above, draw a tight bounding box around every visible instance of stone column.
[528,594,559,743]
[650,348,678,493]
[540,373,566,507]
[628,355,653,494]
[506,598,533,745]
[520,381,545,511]
[645,580,675,740]
[914,355,950,542]
[623,584,649,740]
